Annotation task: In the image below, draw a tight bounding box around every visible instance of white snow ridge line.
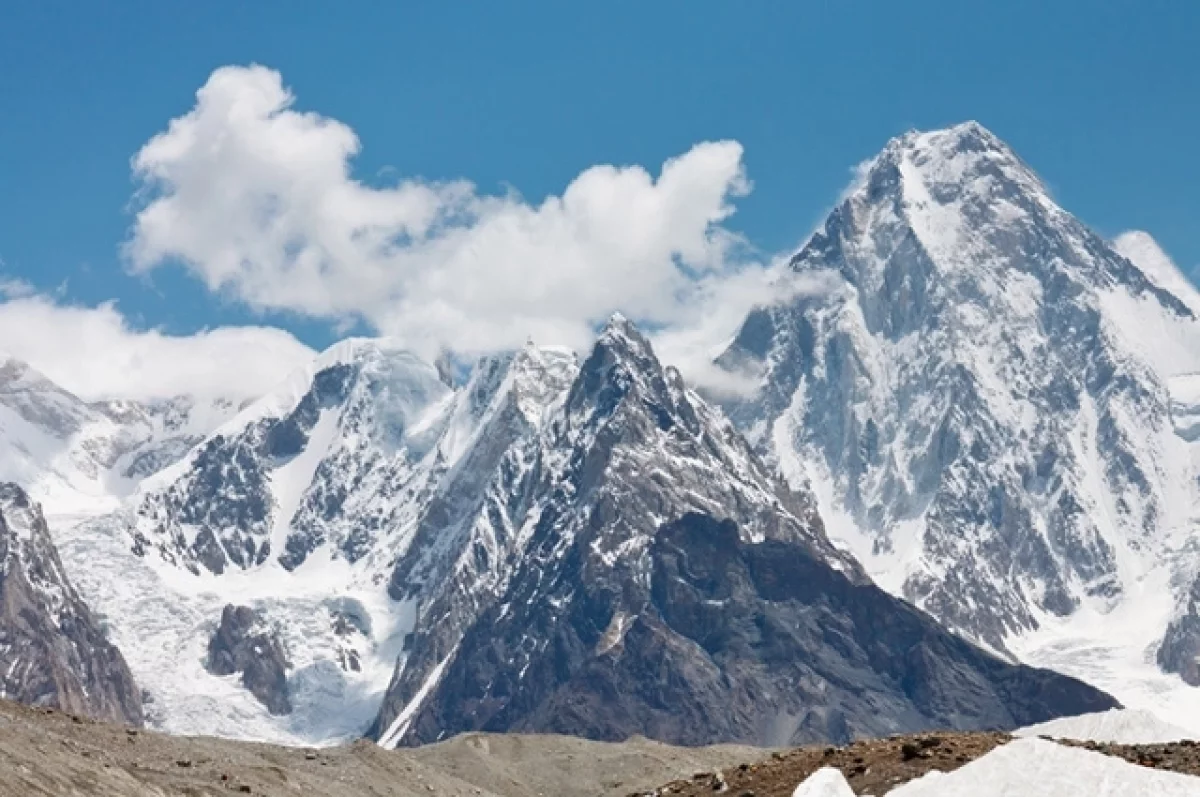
[378,649,456,749]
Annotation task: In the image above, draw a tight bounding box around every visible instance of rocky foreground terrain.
[5,696,1200,797]
[0,697,762,797]
[646,732,1200,796]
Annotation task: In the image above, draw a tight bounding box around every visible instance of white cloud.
[0,277,35,299]
[126,65,760,365]
[0,295,315,402]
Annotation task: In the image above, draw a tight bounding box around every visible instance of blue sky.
[0,1,1195,398]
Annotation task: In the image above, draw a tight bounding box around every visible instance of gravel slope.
[0,698,764,797]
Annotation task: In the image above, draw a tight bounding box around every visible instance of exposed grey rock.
[206,604,291,715]
[1160,576,1200,686]
[0,483,142,725]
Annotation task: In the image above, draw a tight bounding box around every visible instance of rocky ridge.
[0,483,142,725]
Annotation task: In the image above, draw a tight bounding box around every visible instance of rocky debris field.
[0,698,762,797]
[637,732,1011,796]
[638,731,1200,796]
[6,694,1200,797]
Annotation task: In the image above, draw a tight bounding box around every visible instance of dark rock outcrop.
[0,483,143,725]
[206,605,291,715]
[1159,576,1200,686]
[398,511,1115,747]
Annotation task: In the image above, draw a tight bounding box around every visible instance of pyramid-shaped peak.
[599,310,637,335]
[595,312,655,357]
[568,313,671,419]
[889,120,1013,159]
[839,119,1051,231]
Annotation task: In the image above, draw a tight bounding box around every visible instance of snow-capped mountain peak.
[716,121,1200,730]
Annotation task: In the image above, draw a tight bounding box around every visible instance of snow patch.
[378,648,457,749]
[1016,708,1197,745]
[889,738,1200,796]
[791,767,856,797]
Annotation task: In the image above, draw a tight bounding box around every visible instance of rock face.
[369,317,1114,747]
[129,341,455,577]
[716,122,1200,664]
[1160,575,1200,686]
[206,605,291,715]
[0,483,142,725]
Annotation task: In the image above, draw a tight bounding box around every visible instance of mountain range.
[1,120,1197,749]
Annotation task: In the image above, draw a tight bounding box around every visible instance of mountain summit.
[717,122,1200,716]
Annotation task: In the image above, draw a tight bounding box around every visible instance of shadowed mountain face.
[398,513,1114,747]
[0,483,142,725]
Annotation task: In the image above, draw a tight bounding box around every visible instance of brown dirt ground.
[0,698,765,797]
[6,697,1200,797]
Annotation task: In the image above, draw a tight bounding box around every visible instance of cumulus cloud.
[126,65,762,365]
[0,295,315,402]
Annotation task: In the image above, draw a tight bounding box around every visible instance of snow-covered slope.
[61,338,583,743]
[791,768,856,797]
[1115,231,1200,316]
[0,356,240,519]
[128,338,457,577]
[716,121,1200,729]
[1015,708,1196,744]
